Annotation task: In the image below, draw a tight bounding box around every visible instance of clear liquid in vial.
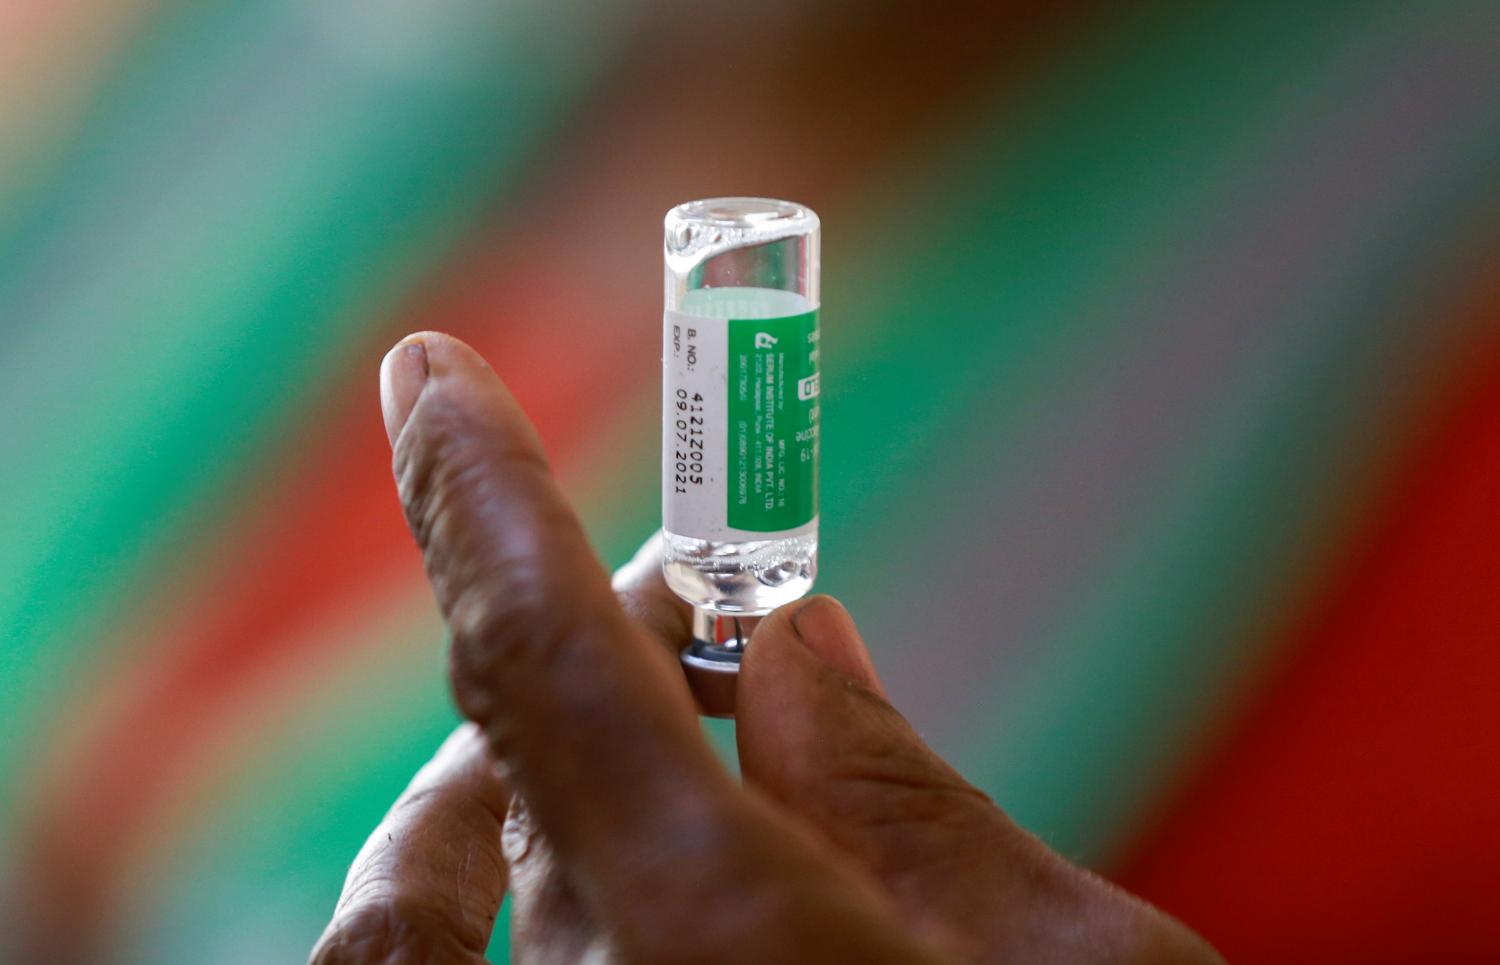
[662,530,817,615]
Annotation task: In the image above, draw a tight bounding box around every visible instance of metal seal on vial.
[681,611,758,718]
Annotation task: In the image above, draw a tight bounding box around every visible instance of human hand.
[309,332,1223,964]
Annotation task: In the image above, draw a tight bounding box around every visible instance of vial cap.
[681,645,739,719]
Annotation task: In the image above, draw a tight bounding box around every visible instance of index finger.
[382,333,739,898]
[311,725,508,964]
[611,530,693,654]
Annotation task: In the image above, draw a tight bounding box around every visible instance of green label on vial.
[727,309,819,532]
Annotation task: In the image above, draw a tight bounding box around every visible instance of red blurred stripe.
[1116,278,1500,963]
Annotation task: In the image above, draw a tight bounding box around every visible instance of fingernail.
[789,597,884,695]
[380,338,428,446]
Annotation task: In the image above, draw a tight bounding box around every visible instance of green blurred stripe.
[971,146,1500,862]
[840,0,1494,858]
[818,0,1500,859]
[882,2,1500,860]
[0,0,633,789]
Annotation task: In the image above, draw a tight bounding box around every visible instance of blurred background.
[2,0,1498,961]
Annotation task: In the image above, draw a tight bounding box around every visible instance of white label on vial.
[663,308,731,540]
[663,296,819,543]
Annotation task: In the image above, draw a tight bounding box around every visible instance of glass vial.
[662,198,820,689]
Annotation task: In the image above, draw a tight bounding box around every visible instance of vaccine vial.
[662,198,820,703]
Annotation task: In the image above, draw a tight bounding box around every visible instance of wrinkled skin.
[310,333,1224,964]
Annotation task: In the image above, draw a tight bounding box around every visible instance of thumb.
[737,596,1002,876]
[737,598,1132,962]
